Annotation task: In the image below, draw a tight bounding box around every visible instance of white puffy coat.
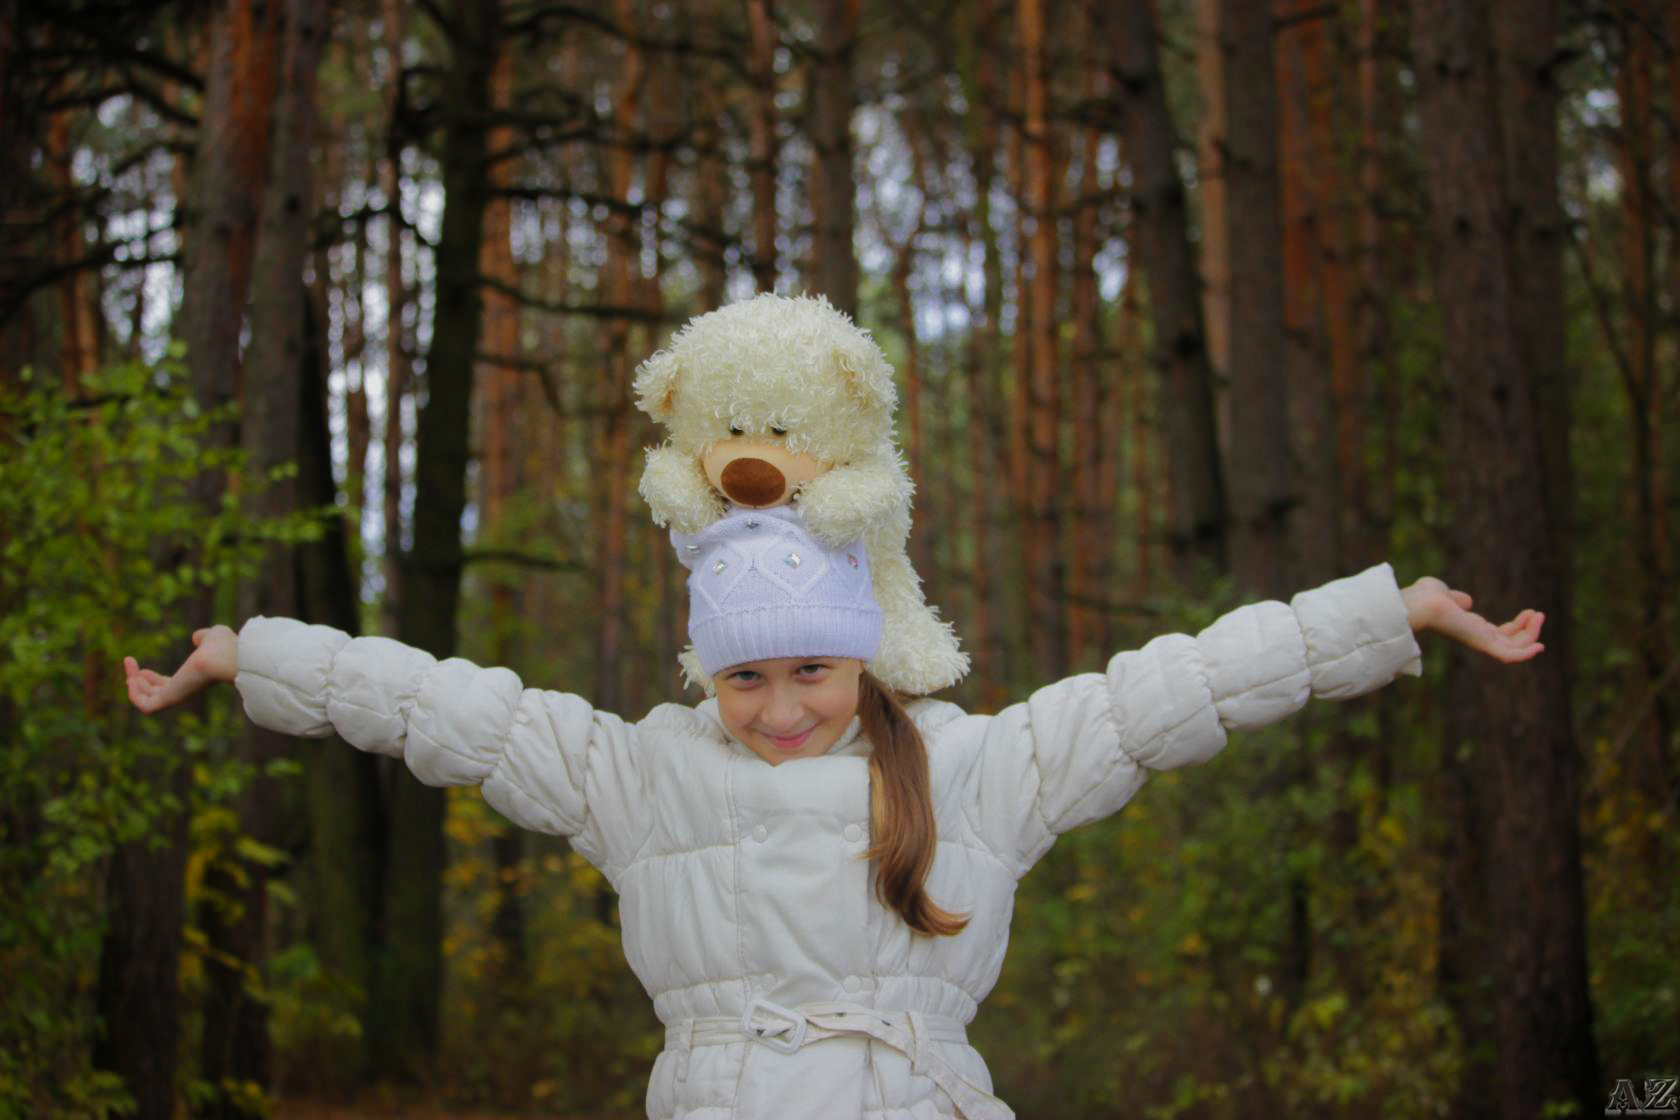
[233,563,1422,1120]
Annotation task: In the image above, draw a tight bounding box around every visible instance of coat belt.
[663,997,1014,1120]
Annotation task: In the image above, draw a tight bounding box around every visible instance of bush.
[0,354,314,1118]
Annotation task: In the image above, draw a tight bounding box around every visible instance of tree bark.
[1068,56,1103,669]
[1408,2,1600,1115]
[1220,0,1291,600]
[810,0,858,316]
[1193,0,1230,381]
[380,0,408,639]
[745,0,779,292]
[1613,0,1674,795]
[296,279,381,1095]
[593,0,645,716]
[97,3,279,1114]
[478,28,527,982]
[1018,0,1067,679]
[46,110,96,392]
[955,0,1002,704]
[1099,0,1228,581]
[200,0,326,1112]
[378,0,501,1079]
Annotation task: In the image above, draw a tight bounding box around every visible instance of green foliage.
[436,789,659,1116]
[0,356,322,1118]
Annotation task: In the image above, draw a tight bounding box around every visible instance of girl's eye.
[729,669,759,683]
[797,663,829,676]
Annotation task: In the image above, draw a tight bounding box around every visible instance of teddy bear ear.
[633,348,681,421]
[833,344,897,416]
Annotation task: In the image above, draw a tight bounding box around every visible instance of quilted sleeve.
[233,616,646,879]
[970,562,1422,875]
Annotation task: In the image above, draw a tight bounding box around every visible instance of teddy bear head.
[633,292,898,508]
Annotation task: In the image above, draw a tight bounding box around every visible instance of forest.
[0,0,1675,1117]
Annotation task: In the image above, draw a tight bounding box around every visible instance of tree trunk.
[296,279,382,1094]
[1275,0,1341,590]
[1018,0,1067,679]
[745,0,779,292]
[593,0,645,716]
[890,208,930,580]
[1067,61,1103,669]
[1408,2,1600,1115]
[640,55,677,710]
[1275,0,1372,1002]
[97,3,279,1114]
[810,0,858,316]
[1220,0,1291,600]
[200,0,327,1112]
[46,110,95,392]
[1005,63,1033,689]
[1099,0,1228,582]
[691,103,729,313]
[956,0,1001,703]
[380,0,408,639]
[1193,0,1230,381]
[478,34,527,981]
[378,0,501,1079]
[1614,0,1674,796]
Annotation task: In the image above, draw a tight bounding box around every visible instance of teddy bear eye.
[771,427,787,437]
[729,425,743,436]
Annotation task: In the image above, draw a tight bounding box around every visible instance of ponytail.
[856,671,969,937]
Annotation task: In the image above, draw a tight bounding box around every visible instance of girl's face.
[713,657,863,765]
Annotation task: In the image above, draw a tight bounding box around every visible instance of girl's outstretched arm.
[123,619,647,881]
[960,563,1541,876]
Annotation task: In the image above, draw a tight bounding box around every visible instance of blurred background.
[0,0,1675,1117]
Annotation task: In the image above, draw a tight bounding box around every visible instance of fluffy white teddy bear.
[633,292,969,697]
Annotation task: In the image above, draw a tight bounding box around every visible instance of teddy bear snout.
[720,457,787,506]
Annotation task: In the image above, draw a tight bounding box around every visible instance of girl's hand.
[1401,577,1545,664]
[124,625,239,713]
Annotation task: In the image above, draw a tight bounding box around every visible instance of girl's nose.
[763,691,807,732]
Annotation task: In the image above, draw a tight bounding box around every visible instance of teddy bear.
[632,292,969,697]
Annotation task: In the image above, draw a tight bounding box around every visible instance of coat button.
[843,823,863,843]
[842,975,861,993]
[751,824,768,843]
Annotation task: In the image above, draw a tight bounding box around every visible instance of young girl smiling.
[125,495,1541,1120]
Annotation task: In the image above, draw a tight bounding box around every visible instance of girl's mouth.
[760,726,815,751]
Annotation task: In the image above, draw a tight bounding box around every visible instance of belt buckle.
[741,996,807,1054]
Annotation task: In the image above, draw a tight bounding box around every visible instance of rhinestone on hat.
[784,551,801,568]
[847,554,859,568]
[685,544,700,553]
[746,518,761,529]
[714,558,728,573]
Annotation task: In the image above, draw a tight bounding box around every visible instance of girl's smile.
[759,725,815,750]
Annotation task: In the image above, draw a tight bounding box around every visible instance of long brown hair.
[855,671,969,937]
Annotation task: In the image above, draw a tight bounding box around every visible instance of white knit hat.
[673,504,884,677]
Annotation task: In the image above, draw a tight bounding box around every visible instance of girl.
[125,502,1543,1120]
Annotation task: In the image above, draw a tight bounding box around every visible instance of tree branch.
[475,275,674,324]
[461,547,584,572]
